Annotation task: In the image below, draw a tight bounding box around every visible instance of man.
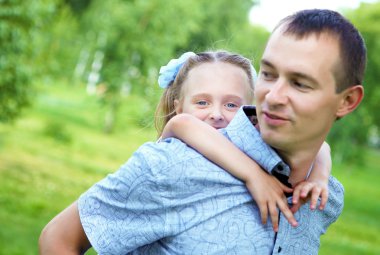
[39,9,365,254]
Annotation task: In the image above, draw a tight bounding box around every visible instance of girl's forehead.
[181,62,253,102]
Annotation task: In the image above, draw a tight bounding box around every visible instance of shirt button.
[278,246,282,253]
[277,165,284,171]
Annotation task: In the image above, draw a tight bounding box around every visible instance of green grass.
[319,149,380,255]
[0,82,156,255]
[0,82,379,254]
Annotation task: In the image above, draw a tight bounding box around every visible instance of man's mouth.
[262,111,289,126]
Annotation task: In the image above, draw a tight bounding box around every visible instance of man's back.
[78,108,344,255]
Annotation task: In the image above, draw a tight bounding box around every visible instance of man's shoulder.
[328,175,345,205]
[136,138,202,167]
[323,175,345,223]
[329,175,344,199]
[139,138,196,154]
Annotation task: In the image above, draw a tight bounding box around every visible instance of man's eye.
[292,80,311,90]
[260,71,275,80]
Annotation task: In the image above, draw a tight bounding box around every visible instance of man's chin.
[260,130,283,147]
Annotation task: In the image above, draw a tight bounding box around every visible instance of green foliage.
[70,0,263,132]
[78,0,206,91]
[32,1,82,80]
[346,2,380,130]
[0,1,35,122]
[64,0,92,15]
[1,0,267,131]
[224,24,270,71]
[328,108,371,164]
[0,0,65,122]
[43,121,72,143]
[326,2,380,162]
[184,0,254,50]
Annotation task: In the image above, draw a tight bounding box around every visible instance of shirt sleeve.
[78,142,171,254]
[222,107,288,175]
[274,176,344,254]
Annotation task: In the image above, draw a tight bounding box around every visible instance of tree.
[346,2,380,130]
[0,0,61,122]
[74,0,259,132]
[327,3,380,162]
[0,1,34,122]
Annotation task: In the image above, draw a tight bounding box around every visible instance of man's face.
[255,28,345,153]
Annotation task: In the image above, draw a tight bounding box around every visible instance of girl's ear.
[336,85,364,118]
[174,99,182,114]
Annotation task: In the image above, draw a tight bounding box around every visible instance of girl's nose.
[209,108,224,121]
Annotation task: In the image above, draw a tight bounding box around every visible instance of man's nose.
[265,79,288,105]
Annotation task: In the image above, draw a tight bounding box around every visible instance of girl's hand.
[290,180,329,213]
[245,171,298,232]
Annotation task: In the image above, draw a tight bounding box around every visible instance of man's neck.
[277,147,320,186]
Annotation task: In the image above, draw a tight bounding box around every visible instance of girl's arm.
[291,142,331,212]
[162,113,298,232]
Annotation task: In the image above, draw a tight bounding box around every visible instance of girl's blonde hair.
[155,50,255,136]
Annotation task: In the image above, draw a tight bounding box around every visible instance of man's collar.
[225,106,291,178]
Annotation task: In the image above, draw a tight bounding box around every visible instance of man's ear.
[336,85,364,118]
[174,99,182,114]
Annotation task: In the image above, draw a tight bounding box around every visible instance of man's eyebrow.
[261,58,318,85]
[292,72,319,85]
[260,59,274,68]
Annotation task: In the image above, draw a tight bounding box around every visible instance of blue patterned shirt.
[78,106,344,255]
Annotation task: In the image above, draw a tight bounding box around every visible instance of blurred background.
[0,0,379,254]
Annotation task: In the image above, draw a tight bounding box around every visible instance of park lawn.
[0,83,156,254]
[0,83,379,254]
[319,148,380,255]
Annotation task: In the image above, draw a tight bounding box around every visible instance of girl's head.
[155,50,256,135]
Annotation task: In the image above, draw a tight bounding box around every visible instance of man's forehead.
[262,29,340,65]
[268,25,339,47]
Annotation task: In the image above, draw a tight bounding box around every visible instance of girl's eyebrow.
[223,95,244,102]
[193,93,243,99]
[191,93,211,99]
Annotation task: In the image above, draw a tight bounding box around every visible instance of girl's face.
[175,62,252,129]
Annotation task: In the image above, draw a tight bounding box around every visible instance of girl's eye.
[196,100,208,106]
[226,103,238,108]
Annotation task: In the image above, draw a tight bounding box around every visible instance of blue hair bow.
[158,52,196,89]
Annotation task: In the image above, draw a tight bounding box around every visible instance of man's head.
[276,9,366,92]
[255,9,366,155]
